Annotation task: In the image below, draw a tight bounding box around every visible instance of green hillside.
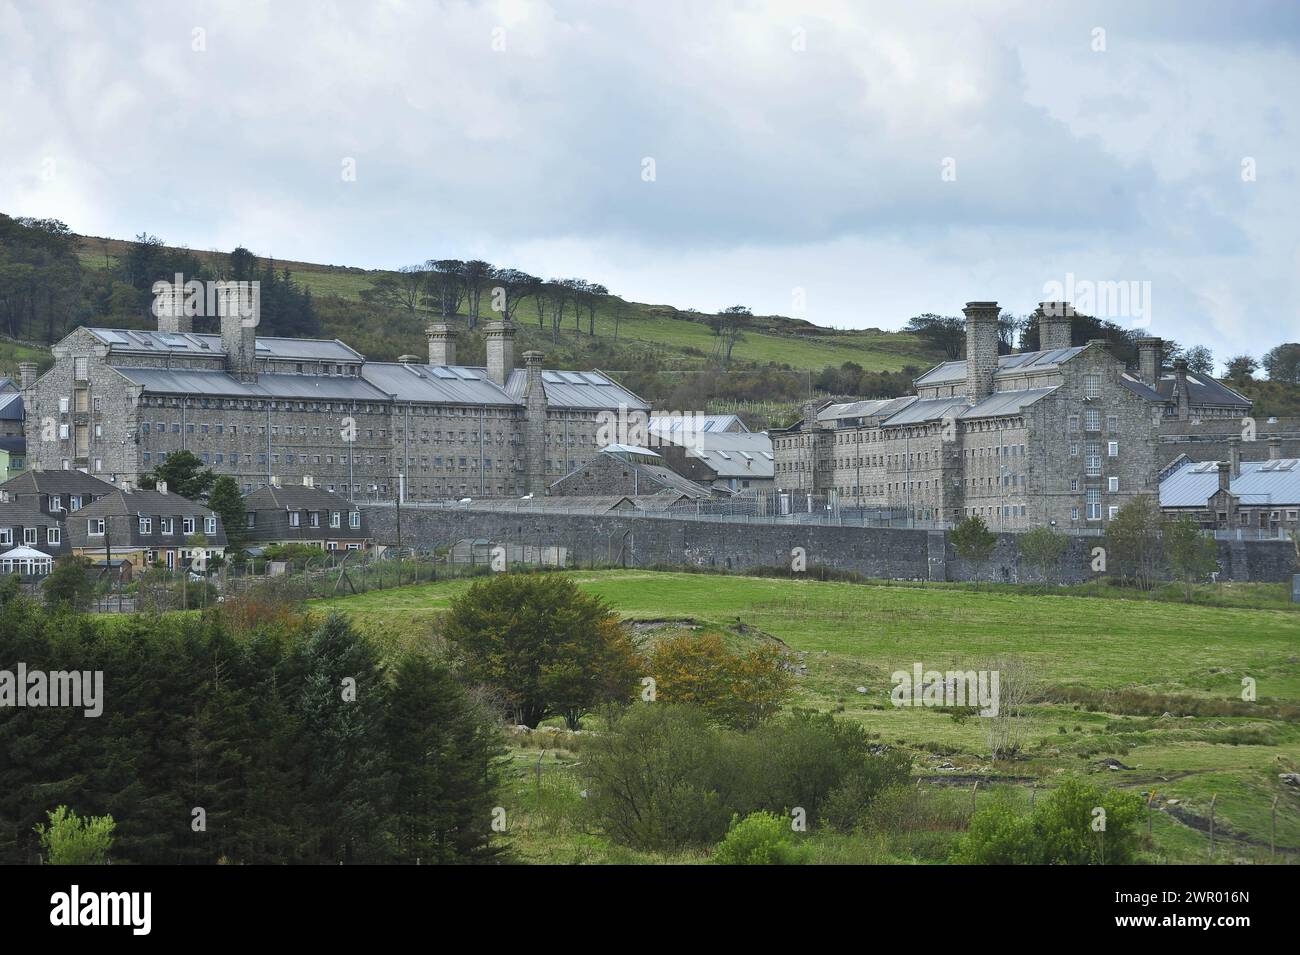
[71,236,939,375]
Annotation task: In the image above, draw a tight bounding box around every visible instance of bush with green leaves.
[35,805,115,865]
[582,705,911,850]
[712,811,808,865]
[953,778,1145,865]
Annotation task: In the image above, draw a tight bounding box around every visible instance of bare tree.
[982,656,1038,761]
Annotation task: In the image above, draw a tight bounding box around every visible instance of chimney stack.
[1137,337,1162,386]
[963,301,1000,404]
[426,323,455,366]
[1173,359,1190,420]
[155,283,192,334]
[1269,437,1282,461]
[218,285,258,382]
[1229,438,1241,478]
[523,350,547,494]
[485,320,516,386]
[1217,461,1232,492]
[17,362,37,390]
[1036,302,1073,351]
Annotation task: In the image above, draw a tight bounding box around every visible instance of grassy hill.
[317,569,1300,864]
[72,235,940,375]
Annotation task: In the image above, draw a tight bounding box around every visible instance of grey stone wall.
[364,505,1296,583]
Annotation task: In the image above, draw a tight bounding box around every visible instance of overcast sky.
[2,0,1297,367]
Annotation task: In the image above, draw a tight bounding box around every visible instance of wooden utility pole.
[1271,795,1279,857]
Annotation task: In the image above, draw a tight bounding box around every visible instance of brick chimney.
[1036,301,1073,351]
[1217,461,1232,492]
[17,362,37,390]
[484,320,516,386]
[218,285,257,382]
[1269,437,1282,460]
[1137,337,1162,386]
[1229,438,1241,478]
[963,301,1000,404]
[426,323,455,366]
[1173,359,1190,420]
[522,350,548,494]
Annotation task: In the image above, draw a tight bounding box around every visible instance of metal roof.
[88,328,363,362]
[0,392,22,420]
[914,347,1086,386]
[648,413,748,434]
[363,362,519,406]
[818,396,918,422]
[1160,458,1300,508]
[505,368,649,410]
[960,386,1058,419]
[675,432,775,479]
[878,395,971,426]
[113,367,392,402]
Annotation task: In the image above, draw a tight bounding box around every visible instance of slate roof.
[0,392,22,420]
[670,432,775,479]
[88,328,363,362]
[913,347,1087,386]
[363,362,518,406]
[505,368,649,410]
[1160,458,1300,508]
[1152,369,1251,408]
[243,484,359,511]
[649,413,748,434]
[0,469,116,497]
[112,367,392,402]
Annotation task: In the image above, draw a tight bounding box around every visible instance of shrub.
[648,630,793,729]
[953,778,1144,865]
[35,806,115,865]
[581,704,730,850]
[712,812,808,865]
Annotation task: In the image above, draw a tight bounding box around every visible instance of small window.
[48,527,61,546]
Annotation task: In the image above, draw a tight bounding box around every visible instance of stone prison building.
[19,309,648,501]
[772,302,1255,530]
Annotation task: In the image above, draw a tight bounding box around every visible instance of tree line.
[0,592,503,864]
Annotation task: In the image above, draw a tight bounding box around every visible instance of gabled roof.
[87,328,363,362]
[504,368,649,411]
[817,396,918,423]
[649,413,748,434]
[113,367,392,402]
[960,386,1058,420]
[0,469,116,497]
[76,488,216,518]
[362,362,518,406]
[1160,458,1300,508]
[0,501,60,525]
[913,347,1087,386]
[876,395,971,426]
[671,432,775,479]
[1153,369,1251,408]
[243,484,357,511]
[0,392,22,420]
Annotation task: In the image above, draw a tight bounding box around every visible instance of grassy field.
[316,570,1300,863]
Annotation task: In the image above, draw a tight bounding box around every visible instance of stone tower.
[963,301,1000,403]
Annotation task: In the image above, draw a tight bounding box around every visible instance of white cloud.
[0,0,1297,362]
